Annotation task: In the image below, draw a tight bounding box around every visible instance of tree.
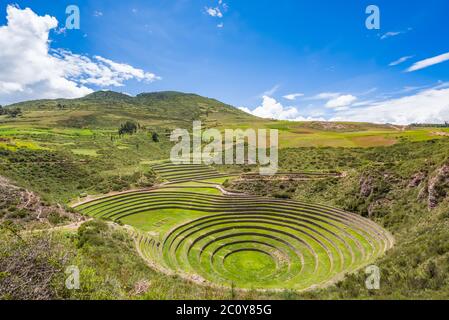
[118,121,138,136]
[0,105,4,115]
[7,108,22,118]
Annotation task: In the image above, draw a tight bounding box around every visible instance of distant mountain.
[7,90,256,129]
[6,91,401,134]
[82,91,133,101]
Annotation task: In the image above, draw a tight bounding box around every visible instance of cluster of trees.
[411,122,449,128]
[0,106,22,118]
[117,121,160,143]
[118,121,138,136]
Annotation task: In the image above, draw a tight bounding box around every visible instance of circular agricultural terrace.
[74,163,393,291]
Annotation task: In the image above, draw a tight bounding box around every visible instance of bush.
[48,212,67,225]
[273,192,291,199]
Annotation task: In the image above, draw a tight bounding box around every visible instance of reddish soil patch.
[351,136,396,147]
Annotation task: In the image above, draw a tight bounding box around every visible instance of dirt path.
[24,218,92,235]
[47,218,92,232]
[432,131,449,137]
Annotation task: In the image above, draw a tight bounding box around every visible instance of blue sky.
[1,0,449,124]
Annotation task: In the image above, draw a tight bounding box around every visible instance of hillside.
[5,90,256,130]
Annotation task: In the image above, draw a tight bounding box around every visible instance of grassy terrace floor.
[74,180,393,291]
[150,162,230,182]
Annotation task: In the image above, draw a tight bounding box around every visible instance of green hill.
[6,90,256,130]
[3,90,449,148]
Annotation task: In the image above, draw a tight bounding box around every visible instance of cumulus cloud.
[241,86,449,125]
[389,55,413,66]
[242,96,299,120]
[331,87,449,125]
[0,5,160,105]
[54,50,160,87]
[407,52,449,72]
[239,96,324,121]
[283,93,304,101]
[325,94,357,109]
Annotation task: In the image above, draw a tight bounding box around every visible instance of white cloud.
[217,22,224,28]
[239,106,252,114]
[380,31,401,40]
[331,87,449,125]
[243,86,449,125]
[244,96,299,120]
[307,92,341,100]
[239,96,325,122]
[55,51,161,87]
[407,52,449,72]
[325,94,357,109]
[389,55,413,66]
[351,100,376,107]
[433,81,449,89]
[261,84,280,97]
[93,11,103,17]
[380,28,411,40]
[205,7,223,18]
[304,92,357,110]
[0,5,160,105]
[359,87,377,96]
[283,93,304,101]
[205,1,228,19]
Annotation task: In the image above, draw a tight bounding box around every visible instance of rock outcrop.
[0,175,80,225]
[427,164,449,209]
